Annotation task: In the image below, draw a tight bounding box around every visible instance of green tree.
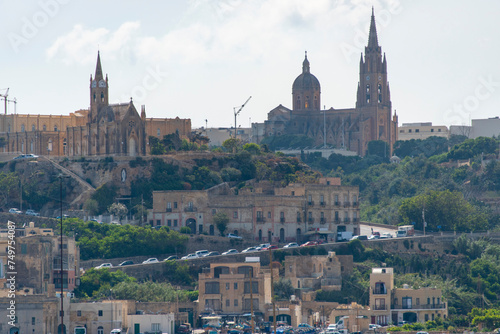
[91,183,117,214]
[222,138,242,153]
[149,136,166,155]
[367,140,390,159]
[273,278,294,300]
[213,212,229,236]
[0,172,19,207]
[83,199,99,216]
[75,268,135,298]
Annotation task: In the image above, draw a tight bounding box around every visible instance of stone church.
[261,9,398,156]
[0,52,191,156]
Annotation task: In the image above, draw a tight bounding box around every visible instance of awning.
[305,230,335,235]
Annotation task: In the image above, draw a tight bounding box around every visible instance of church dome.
[292,52,320,91]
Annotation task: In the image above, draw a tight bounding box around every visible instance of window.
[98,327,104,334]
[320,195,324,205]
[243,298,259,310]
[77,310,81,316]
[438,129,441,132]
[157,128,161,136]
[21,124,25,132]
[415,129,420,133]
[431,129,434,132]
[226,283,230,290]
[374,282,386,294]
[267,211,271,218]
[54,125,58,131]
[212,209,216,215]
[416,298,420,305]
[408,129,412,133]
[173,219,178,227]
[234,299,238,307]
[205,282,220,294]
[167,219,172,226]
[174,202,177,209]
[152,324,161,332]
[335,211,339,221]
[402,297,412,309]
[32,317,36,325]
[98,310,103,316]
[234,283,238,290]
[308,195,312,204]
[43,124,46,131]
[374,298,385,310]
[226,299,230,307]
[156,220,161,226]
[296,212,301,222]
[244,281,259,293]
[400,130,404,133]
[32,125,36,131]
[101,92,104,102]
[233,211,238,219]
[291,191,295,196]
[167,202,172,211]
[425,314,429,321]
[205,299,221,311]
[334,195,339,205]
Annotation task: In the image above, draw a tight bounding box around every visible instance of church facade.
[261,10,398,156]
[0,53,191,156]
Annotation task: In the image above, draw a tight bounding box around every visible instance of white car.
[195,250,209,257]
[369,324,382,330]
[181,253,199,260]
[142,258,159,264]
[95,263,113,269]
[222,249,239,255]
[9,208,22,214]
[283,242,299,248]
[26,209,40,216]
[242,246,258,253]
[380,232,393,239]
[227,233,243,239]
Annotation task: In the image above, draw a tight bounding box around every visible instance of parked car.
[163,255,179,261]
[283,242,299,248]
[25,209,40,216]
[142,258,159,264]
[300,241,318,247]
[262,245,278,250]
[368,235,380,240]
[181,253,199,260]
[195,250,209,257]
[9,208,22,214]
[204,251,220,257]
[95,263,113,269]
[380,232,393,239]
[257,243,271,250]
[242,246,259,253]
[14,154,39,160]
[118,260,134,266]
[350,235,368,241]
[178,323,192,334]
[227,233,243,239]
[222,249,239,255]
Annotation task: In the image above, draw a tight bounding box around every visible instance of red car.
[300,241,318,247]
[262,245,278,250]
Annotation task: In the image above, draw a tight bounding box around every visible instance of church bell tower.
[89,51,109,122]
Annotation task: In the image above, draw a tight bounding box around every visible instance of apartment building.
[198,259,272,319]
[369,267,447,326]
[398,123,448,141]
[149,178,360,243]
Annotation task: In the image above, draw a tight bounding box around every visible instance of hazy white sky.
[1,0,500,129]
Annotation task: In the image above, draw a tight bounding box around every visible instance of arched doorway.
[276,314,292,325]
[209,225,215,235]
[297,228,302,242]
[186,218,196,234]
[268,231,272,243]
[258,230,262,241]
[129,137,136,156]
[280,228,285,243]
[10,327,20,334]
[57,324,67,334]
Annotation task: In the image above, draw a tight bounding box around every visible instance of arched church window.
[32,124,36,131]
[30,140,33,152]
[8,124,10,133]
[157,128,161,136]
[378,84,382,103]
[101,92,104,102]
[54,125,58,131]
[366,85,370,103]
[93,93,96,102]
[43,125,46,131]
[21,124,25,132]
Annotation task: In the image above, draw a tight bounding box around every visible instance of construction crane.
[233,96,252,139]
[0,88,9,114]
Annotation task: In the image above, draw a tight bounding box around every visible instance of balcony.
[334,218,339,223]
[391,303,446,310]
[343,218,351,223]
[320,202,326,207]
[343,202,350,208]
[320,218,326,224]
[352,202,359,207]
[334,202,340,206]
[166,208,172,212]
[296,218,302,223]
[256,217,266,223]
[308,201,314,206]
[373,305,387,310]
[280,217,285,223]
[308,218,315,224]
[352,217,358,222]
[184,206,197,212]
[373,289,387,295]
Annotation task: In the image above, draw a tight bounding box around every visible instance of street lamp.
[59,173,70,334]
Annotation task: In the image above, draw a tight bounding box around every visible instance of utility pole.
[422,203,426,236]
[270,249,277,334]
[250,266,255,334]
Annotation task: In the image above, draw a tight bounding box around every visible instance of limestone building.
[369,267,447,326]
[258,9,398,156]
[0,52,191,156]
[149,177,360,243]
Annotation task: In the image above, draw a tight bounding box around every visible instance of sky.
[1,0,500,130]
